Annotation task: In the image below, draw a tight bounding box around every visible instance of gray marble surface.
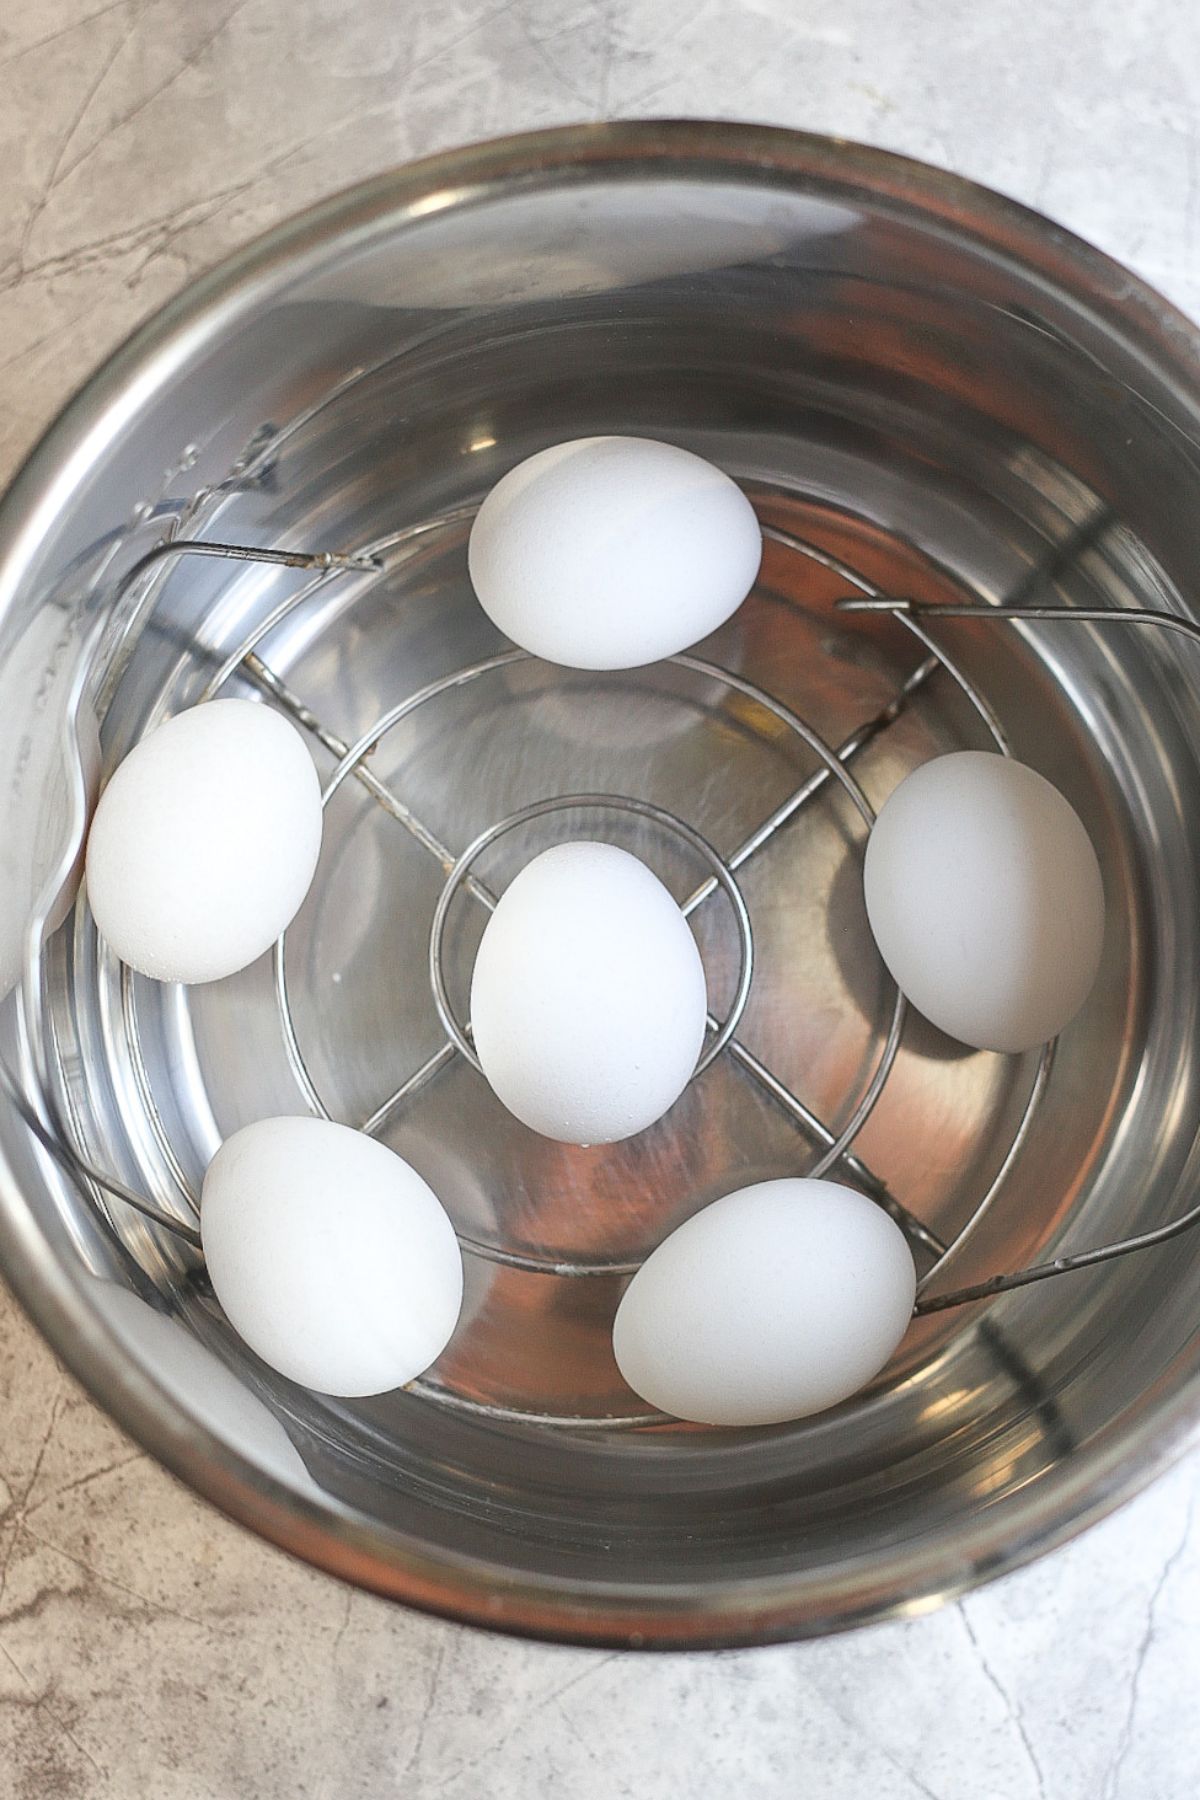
[3,2,1200,1794]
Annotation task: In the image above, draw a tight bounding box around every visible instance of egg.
[201,1116,463,1397]
[470,841,708,1143]
[467,436,762,670]
[863,751,1105,1052]
[612,1178,916,1426]
[86,699,323,984]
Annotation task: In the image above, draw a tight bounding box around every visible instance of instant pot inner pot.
[11,161,1200,1630]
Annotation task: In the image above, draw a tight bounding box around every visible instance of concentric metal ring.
[427,791,754,1079]
[271,629,905,1177]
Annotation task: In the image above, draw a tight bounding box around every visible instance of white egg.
[201,1116,463,1397]
[864,751,1105,1053]
[86,699,323,984]
[470,841,708,1143]
[612,1178,916,1426]
[467,436,762,670]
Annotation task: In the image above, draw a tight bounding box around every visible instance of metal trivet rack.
[10,491,1200,1432]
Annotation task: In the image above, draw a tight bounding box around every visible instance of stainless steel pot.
[3,121,1200,1649]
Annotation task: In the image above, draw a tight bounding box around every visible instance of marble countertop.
[3,2,1200,1794]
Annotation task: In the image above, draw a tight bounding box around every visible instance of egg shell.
[612,1178,917,1426]
[467,436,762,670]
[200,1116,463,1397]
[86,698,323,984]
[863,751,1105,1053]
[470,841,708,1144]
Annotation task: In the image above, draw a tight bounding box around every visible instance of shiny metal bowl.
[3,121,1200,1648]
